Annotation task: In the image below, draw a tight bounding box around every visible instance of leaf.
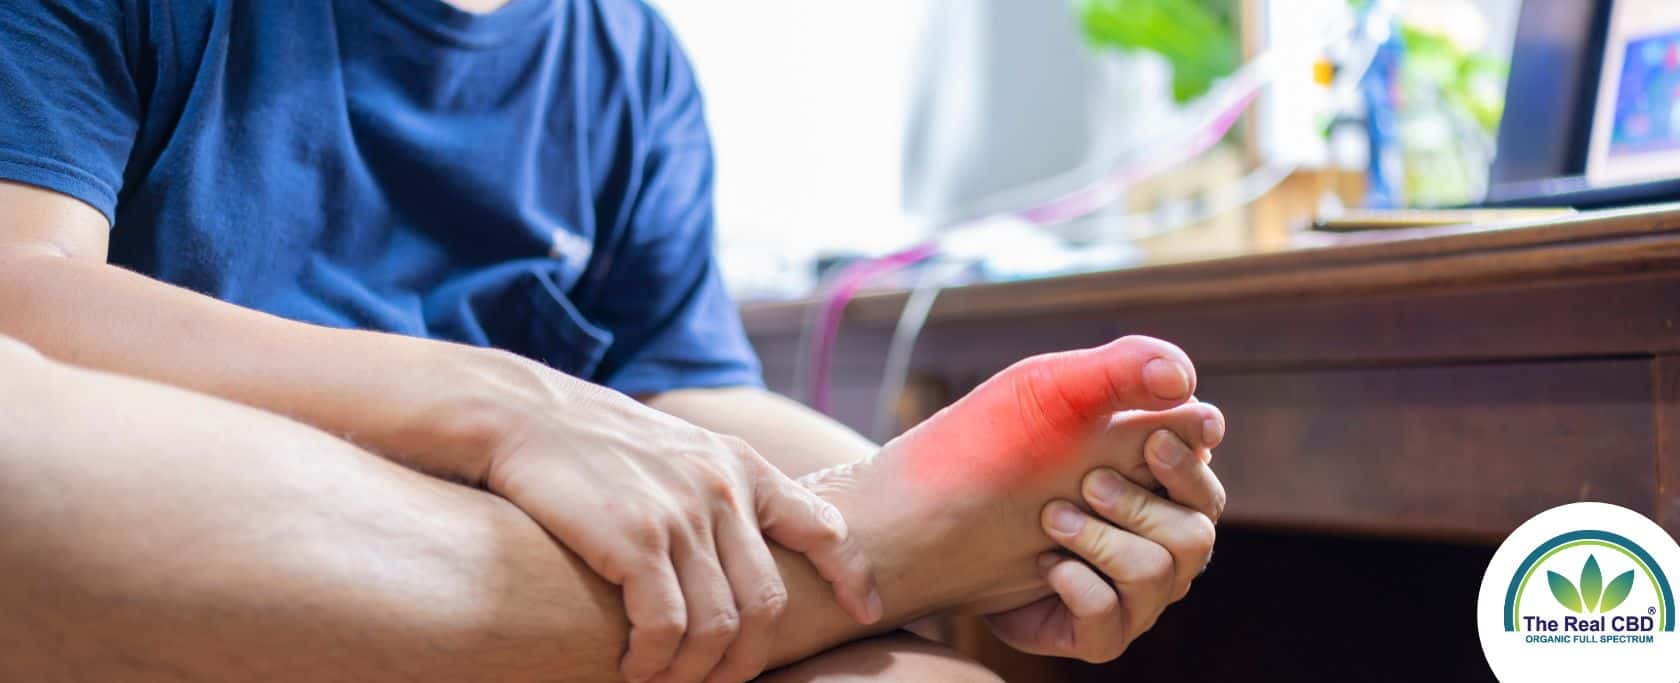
[1600,570,1636,613]
[1581,555,1603,612]
[1549,571,1583,612]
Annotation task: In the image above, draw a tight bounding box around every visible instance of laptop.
[1483,0,1680,208]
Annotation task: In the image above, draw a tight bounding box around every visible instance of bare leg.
[756,634,1001,683]
[0,335,1215,681]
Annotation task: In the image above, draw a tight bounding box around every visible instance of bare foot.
[806,336,1225,620]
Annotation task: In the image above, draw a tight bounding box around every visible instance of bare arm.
[0,181,878,683]
[0,181,533,480]
[0,342,916,682]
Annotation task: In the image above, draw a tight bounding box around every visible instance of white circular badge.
[1477,502,1680,682]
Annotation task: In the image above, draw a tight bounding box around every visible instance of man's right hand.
[478,359,881,683]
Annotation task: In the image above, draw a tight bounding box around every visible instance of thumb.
[754,467,882,625]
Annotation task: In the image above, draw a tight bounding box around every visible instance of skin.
[0,180,874,681]
[2,0,1230,677]
[0,333,1223,681]
[0,176,1229,679]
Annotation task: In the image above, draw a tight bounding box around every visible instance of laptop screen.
[1584,0,1680,186]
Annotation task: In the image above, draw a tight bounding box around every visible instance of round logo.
[1477,502,1680,682]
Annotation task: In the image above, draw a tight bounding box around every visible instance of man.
[0,1,1227,681]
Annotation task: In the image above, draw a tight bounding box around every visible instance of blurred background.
[654,0,1520,299]
[641,3,1680,681]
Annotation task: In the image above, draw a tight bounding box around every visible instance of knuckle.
[677,504,711,533]
[1121,543,1173,585]
[1185,514,1218,557]
[642,612,687,645]
[625,514,669,554]
[741,584,789,624]
[693,609,742,642]
[1210,485,1229,521]
[699,468,739,507]
[1145,543,1175,575]
[1123,487,1153,525]
[1083,527,1122,568]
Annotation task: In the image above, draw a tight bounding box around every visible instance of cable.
[870,258,972,440]
[804,242,937,413]
[800,0,1398,415]
[864,158,1293,438]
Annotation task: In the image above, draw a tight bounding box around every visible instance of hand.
[481,366,881,683]
[985,422,1226,662]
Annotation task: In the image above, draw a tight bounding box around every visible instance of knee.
[757,633,1004,683]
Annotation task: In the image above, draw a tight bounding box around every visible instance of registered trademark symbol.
[1650,606,1658,615]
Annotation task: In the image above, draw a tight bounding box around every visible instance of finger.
[702,510,785,683]
[754,466,881,624]
[1094,402,1224,490]
[653,532,739,683]
[1144,429,1228,523]
[1042,500,1175,637]
[620,559,687,683]
[1081,467,1216,602]
[1039,553,1130,663]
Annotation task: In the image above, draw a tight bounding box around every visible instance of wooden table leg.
[1655,355,1680,539]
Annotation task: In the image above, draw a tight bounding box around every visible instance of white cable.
[819,0,1398,417]
[870,258,972,441]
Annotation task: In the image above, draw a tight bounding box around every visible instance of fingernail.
[1086,469,1124,505]
[1149,430,1188,467]
[1049,502,1085,535]
[866,589,884,623]
[1143,358,1191,401]
[1202,416,1224,447]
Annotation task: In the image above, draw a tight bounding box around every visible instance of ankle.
[804,443,1046,622]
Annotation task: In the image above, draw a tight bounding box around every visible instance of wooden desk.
[740,204,1680,681]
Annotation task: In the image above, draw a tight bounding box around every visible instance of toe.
[995,336,1198,430]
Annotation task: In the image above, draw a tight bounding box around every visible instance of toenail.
[1087,469,1124,505]
[1202,416,1224,446]
[1143,358,1191,400]
[1049,503,1085,535]
[1149,430,1188,467]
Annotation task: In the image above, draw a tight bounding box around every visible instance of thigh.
[756,632,1003,683]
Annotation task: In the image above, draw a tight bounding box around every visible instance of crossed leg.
[0,334,1217,681]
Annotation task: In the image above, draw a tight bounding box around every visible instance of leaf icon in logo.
[1581,555,1603,612]
[1548,571,1583,612]
[1599,570,1636,613]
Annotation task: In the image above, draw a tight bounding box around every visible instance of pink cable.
[803,90,1260,415]
[806,241,938,414]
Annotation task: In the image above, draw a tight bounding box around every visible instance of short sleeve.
[0,1,140,224]
[583,11,762,396]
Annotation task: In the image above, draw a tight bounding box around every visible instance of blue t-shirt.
[0,0,761,395]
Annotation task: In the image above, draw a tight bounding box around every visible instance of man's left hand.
[984,428,1226,662]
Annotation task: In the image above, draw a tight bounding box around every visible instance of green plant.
[1547,555,1636,614]
[1074,0,1240,103]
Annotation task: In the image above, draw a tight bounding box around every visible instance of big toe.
[994,335,1197,428]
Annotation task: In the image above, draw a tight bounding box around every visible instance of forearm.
[0,248,547,481]
[0,346,950,681]
[647,387,879,478]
